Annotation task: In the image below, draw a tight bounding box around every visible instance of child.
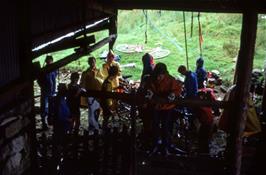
[101,66,119,130]
[67,72,81,134]
[52,83,72,144]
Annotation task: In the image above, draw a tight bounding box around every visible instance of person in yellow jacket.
[101,65,120,130]
[101,50,121,89]
[80,56,103,131]
[219,85,261,137]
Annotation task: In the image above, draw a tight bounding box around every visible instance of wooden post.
[226,10,258,175]
[262,83,266,115]
[109,13,117,50]
[129,90,137,175]
[18,0,38,173]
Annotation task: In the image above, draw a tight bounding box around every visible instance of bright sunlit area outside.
[33,10,266,87]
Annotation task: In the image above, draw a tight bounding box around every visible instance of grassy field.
[35,10,266,86]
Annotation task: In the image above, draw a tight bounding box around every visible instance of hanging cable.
[144,10,148,44]
[183,12,189,70]
[198,12,203,57]
[190,12,194,38]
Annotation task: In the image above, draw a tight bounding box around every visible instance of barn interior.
[1,0,266,175]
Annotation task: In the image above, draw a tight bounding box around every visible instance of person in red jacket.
[146,63,182,155]
[196,88,217,153]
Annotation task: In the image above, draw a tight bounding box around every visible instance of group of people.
[39,51,245,155]
[139,53,215,154]
[38,50,122,137]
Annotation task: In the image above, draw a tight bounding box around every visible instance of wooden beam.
[262,83,266,117]
[73,18,110,39]
[99,0,266,13]
[129,97,137,175]
[32,17,110,54]
[226,11,258,175]
[38,35,116,75]
[32,35,95,58]
[88,0,117,15]
[82,90,231,108]
[18,0,39,172]
[109,15,117,50]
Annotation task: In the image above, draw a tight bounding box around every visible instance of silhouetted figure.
[195,57,207,89]
[141,53,155,82]
[67,72,81,134]
[138,53,155,150]
[147,63,182,156]
[52,83,71,144]
[37,55,57,130]
[178,65,198,98]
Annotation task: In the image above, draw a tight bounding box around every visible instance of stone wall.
[0,99,33,175]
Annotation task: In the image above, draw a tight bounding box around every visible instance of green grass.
[34,11,266,86]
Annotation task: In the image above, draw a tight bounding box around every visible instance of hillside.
[36,10,266,85]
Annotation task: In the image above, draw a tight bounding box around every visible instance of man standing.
[38,55,57,130]
[195,57,207,89]
[80,56,103,131]
[101,50,121,89]
[178,65,198,98]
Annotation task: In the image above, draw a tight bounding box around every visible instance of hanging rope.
[198,12,203,57]
[183,11,189,70]
[142,10,183,52]
[143,10,148,44]
[190,12,194,38]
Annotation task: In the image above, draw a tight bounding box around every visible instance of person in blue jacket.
[178,65,198,98]
[37,55,58,130]
[51,83,71,145]
[195,57,207,89]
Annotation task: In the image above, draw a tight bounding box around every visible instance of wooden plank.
[99,0,266,13]
[109,14,118,50]
[17,0,38,172]
[262,83,266,117]
[38,34,116,75]
[32,35,96,58]
[31,15,110,50]
[129,91,137,175]
[88,0,117,15]
[73,18,110,39]
[226,11,258,175]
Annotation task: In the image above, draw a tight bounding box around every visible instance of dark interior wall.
[0,1,21,87]
[31,0,111,49]
[0,1,114,174]
[0,82,34,175]
[0,1,35,174]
